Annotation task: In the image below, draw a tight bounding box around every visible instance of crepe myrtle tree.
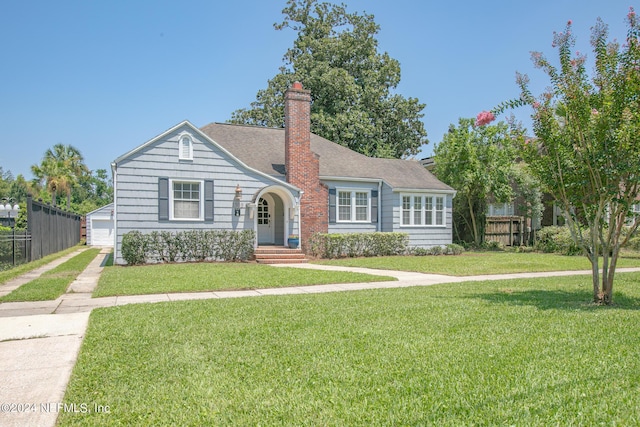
[481,10,640,304]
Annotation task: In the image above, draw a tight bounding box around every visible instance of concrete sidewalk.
[1,252,639,427]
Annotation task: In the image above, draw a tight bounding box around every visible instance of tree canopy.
[434,118,522,246]
[491,10,640,304]
[229,0,427,158]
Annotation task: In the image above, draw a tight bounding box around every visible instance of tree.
[230,0,427,158]
[490,10,640,304]
[73,168,113,215]
[433,118,520,246]
[31,144,89,209]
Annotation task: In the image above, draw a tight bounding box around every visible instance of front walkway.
[1,251,639,427]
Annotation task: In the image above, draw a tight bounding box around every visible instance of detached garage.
[86,203,114,247]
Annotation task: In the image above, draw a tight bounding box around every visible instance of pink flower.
[475,111,496,126]
[591,108,599,115]
[567,20,572,25]
[532,101,540,109]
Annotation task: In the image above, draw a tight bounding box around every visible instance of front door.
[257,196,274,244]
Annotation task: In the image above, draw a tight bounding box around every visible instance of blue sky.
[0,0,634,180]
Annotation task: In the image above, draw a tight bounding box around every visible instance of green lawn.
[0,244,86,285]
[0,248,100,302]
[60,271,640,426]
[314,251,640,275]
[93,262,396,297]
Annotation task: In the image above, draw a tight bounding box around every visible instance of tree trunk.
[602,243,621,305]
[468,196,479,246]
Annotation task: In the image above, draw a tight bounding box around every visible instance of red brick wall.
[285,82,328,250]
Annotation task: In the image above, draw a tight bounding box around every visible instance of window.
[487,203,514,216]
[401,194,446,226]
[257,198,269,225]
[178,134,193,160]
[337,189,370,222]
[172,180,202,220]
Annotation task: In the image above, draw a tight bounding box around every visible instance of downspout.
[378,181,382,232]
[110,162,118,262]
[297,190,304,239]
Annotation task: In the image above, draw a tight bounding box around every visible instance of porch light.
[233,184,242,216]
[246,202,256,219]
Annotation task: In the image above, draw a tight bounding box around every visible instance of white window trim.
[178,132,194,161]
[169,179,204,221]
[336,188,371,223]
[400,193,446,227]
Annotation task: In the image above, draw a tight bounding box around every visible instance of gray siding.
[114,124,299,264]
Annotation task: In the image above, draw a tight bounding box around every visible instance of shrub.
[534,226,582,256]
[121,231,148,265]
[120,229,255,265]
[429,245,443,256]
[626,235,640,252]
[445,243,465,255]
[309,232,408,259]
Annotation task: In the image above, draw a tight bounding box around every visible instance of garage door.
[91,219,114,246]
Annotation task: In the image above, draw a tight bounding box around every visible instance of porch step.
[254,247,308,264]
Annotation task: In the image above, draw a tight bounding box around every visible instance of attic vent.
[179,134,193,160]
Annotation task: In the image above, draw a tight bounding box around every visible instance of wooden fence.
[485,216,524,246]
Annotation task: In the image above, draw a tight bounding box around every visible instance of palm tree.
[31,144,89,209]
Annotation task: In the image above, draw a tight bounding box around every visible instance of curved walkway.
[1,251,639,427]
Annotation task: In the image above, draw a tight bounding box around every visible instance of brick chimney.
[284,82,328,250]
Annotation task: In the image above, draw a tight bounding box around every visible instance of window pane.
[355,192,368,221]
[436,197,444,225]
[413,196,422,225]
[339,206,351,221]
[425,197,433,225]
[402,196,411,225]
[403,210,410,225]
[338,191,351,221]
[174,201,199,218]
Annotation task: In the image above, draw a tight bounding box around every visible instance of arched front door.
[257,195,274,245]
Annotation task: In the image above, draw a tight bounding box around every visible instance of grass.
[60,271,640,426]
[313,251,640,275]
[0,248,101,302]
[0,244,86,285]
[93,262,395,297]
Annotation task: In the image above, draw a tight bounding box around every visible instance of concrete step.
[254,246,308,264]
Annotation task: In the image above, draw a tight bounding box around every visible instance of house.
[85,203,114,247]
[111,82,455,264]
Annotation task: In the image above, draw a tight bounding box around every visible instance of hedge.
[121,229,255,265]
[309,232,409,259]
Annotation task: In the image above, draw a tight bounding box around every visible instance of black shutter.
[204,180,214,221]
[158,177,169,221]
[329,188,336,224]
[371,190,378,223]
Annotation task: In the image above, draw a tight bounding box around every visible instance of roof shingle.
[199,122,453,192]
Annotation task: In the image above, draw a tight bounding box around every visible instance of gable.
[113,121,299,192]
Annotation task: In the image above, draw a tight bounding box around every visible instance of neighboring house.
[86,203,114,247]
[421,155,562,245]
[111,83,455,264]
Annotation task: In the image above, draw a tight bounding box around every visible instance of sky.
[0,0,635,181]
